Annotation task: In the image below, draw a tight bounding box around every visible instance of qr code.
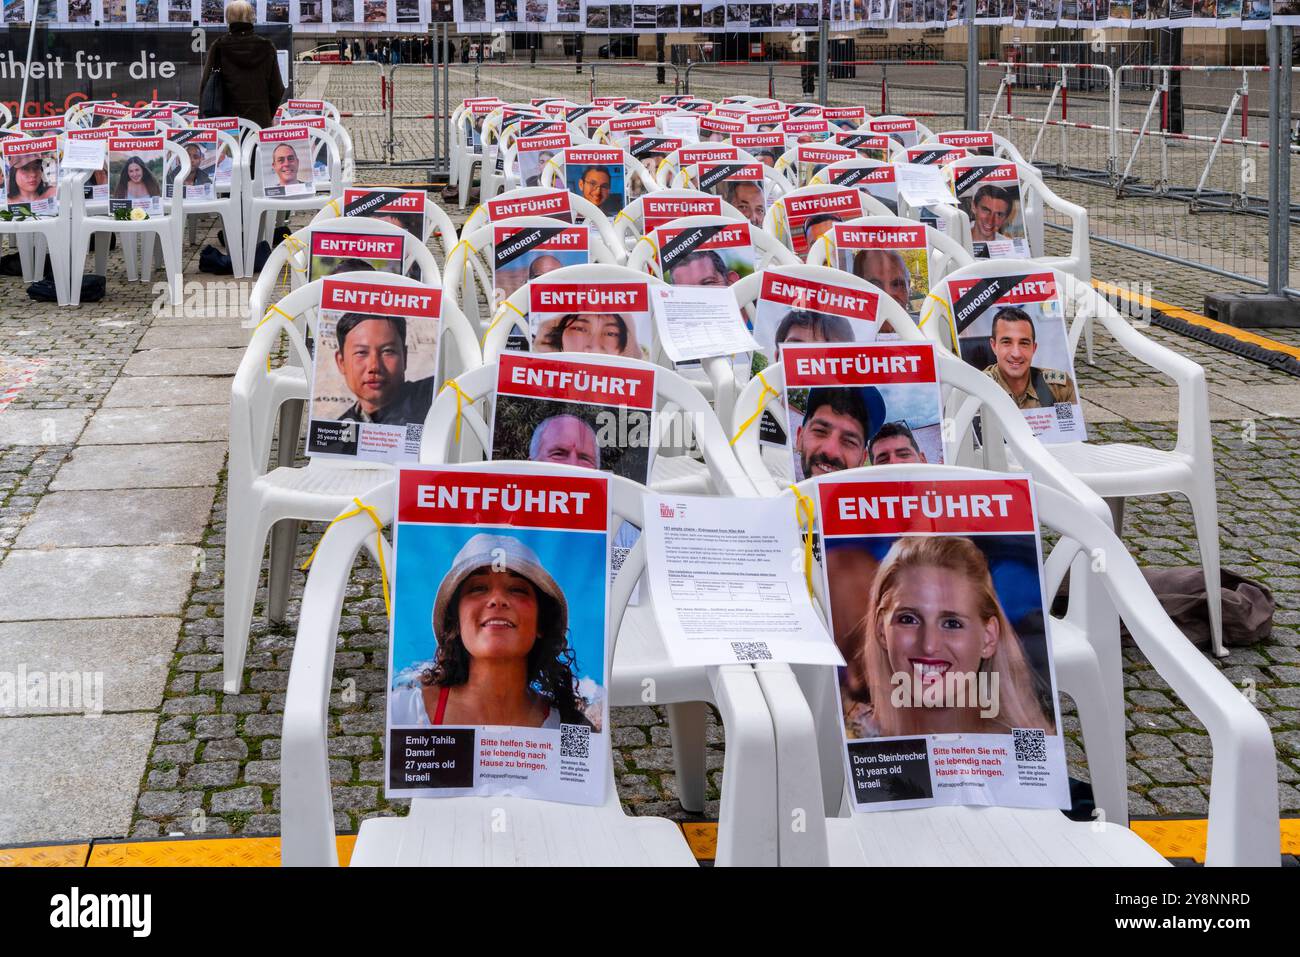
[560,723,590,759]
[404,423,424,455]
[731,641,773,661]
[1012,727,1048,763]
[1054,403,1074,420]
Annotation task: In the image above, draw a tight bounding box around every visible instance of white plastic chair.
[945,155,1092,287]
[153,128,246,277]
[224,272,482,693]
[754,464,1278,867]
[241,126,344,268]
[867,114,936,148]
[922,260,1225,657]
[0,146,75,305]
[281,463,744,867]
[415,363,782,855]
[69,139,191,306]
[729,340,1130,830]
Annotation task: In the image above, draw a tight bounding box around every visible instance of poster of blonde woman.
[817,472,1069,811]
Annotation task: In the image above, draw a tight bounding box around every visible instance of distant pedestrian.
[199,1,285,130]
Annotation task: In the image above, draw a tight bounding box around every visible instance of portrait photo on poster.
[817,472,1070,812]
[306,278,442,464]
[783,341,945,482]
[528,280,653,362]
[387,468,610,804]
[259,131,314,198]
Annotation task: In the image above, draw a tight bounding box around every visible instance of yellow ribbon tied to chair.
[438,377,474,444]
[729,371,778,446]
[789,485,816,598]
[300,496,392,617]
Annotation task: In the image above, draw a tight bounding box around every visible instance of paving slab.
[123,348,243,377]
[138,325,249,350]
[0,409,88,446]
[1084,386,1259,422]
[15,487,216,548]
[1080,398,1123,424]
[0,618,180,715]
[80,404,228,445]
[0,713,157,844]
[0,545,199,621]
[102,375,232,408]
[1216,384,1300,419]
[50,442,227,491]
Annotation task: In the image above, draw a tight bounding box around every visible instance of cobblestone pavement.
[0,181,1296,847]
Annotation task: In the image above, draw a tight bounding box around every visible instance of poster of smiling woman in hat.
[386,466,611,804]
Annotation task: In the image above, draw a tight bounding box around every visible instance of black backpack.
[200,45,227,117]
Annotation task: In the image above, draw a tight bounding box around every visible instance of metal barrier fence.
[307,38,1297,298]
[980,57,1299,292]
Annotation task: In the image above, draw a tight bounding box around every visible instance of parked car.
[598,36,637,59]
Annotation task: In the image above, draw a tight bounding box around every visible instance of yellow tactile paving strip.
[1093,279,1300,363]
[0,843,90,867]
[1,821,1295,866]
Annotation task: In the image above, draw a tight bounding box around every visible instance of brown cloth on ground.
[1125,567,1274,649]
[200,22,285,130]
[1054,567,1274,650]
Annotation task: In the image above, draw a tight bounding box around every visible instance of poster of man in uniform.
[817,472,1069,811]
[944,270,1085,442]
[306,277,441,462]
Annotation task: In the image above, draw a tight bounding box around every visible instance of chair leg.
[244,209,263,278]
[1057,643,1129,828]
[68,229,93,308]
[140,232,157,284]
[47,234,73,307]
[157,228,184,306]
[1105,496,1125,536]
[1084,318,1097,365]
[222,208,245,278]
[93,232,109,276]
[16,233,33,281]
[267,518,301,627]
[278,398,305,468]
[122,233,139,282]
[223,509,269,694]
[1187,478,1226,658]
[665,701,709,813]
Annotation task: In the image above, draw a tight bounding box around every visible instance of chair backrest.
[234,271,481,483]
[625,214,799,279]
[803,215,975,300]
[241,125,342,201]
[248,216,444,323]
[420,352,757,498]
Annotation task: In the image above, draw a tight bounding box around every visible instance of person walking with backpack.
[199,1,285,130]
